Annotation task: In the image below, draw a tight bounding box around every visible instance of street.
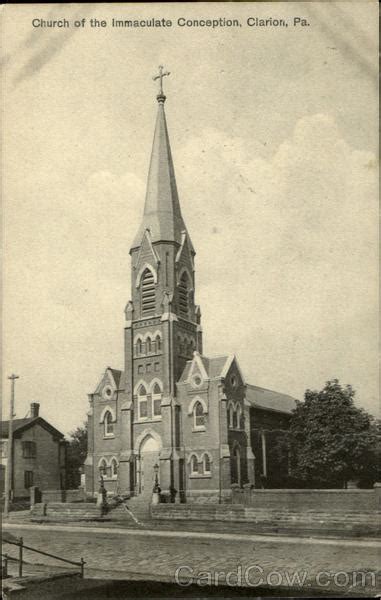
[3,523,380,596]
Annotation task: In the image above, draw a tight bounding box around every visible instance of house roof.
[0,417,65,440]
[246,384,297,415]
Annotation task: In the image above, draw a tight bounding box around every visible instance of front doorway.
[137,435,161,496]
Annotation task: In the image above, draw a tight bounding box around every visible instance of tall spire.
[131,67,193,252]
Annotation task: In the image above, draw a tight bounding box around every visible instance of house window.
[146,337,152,353]
[152,382,162,418]
[178,271,190,318]
[138,365,144,374]
[99,458,110,478]
[138,385,148,420]
[193,401,205,430]
[146,364,151,373]
[24,470,34,489]
[203,454,211,475]
[141,268,156,316]
[103,411,114,437]
[111,458,118,479]
[190,455,198,475]
[22,441,36,458]
[154,362,160,372]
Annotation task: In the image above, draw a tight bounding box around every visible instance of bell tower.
[124,67,202,402]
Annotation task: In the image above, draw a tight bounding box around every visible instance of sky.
[2,2,379,435]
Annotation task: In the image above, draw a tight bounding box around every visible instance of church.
[84,69,296,504]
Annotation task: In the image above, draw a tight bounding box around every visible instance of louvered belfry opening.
[179,272,189,318]
[141,268,156,315]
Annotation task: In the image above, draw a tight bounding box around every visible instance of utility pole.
[4,374,19,517]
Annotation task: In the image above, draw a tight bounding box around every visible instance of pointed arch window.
[99,458,108,477]
[110,458,118,479]
[103,410,114,437]
[141,268,156,316]
[152,382,162,418]
[137,385,148,420]
[203,453,211,475]
[190,455,199,475]
[228,405,234,429]
[136,338,143,356]
[193,401,205,430]
[236,405,242,429]
[146,337,152,354]
[232,407,238,429]
[178,271,190,318]
[155,334,162,353]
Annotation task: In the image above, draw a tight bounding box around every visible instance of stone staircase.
[109,494,152,521]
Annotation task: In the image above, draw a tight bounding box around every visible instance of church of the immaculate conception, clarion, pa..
[84,68,297,505]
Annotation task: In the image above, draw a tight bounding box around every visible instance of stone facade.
[84,86,295,503]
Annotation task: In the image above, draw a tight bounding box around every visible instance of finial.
[153,65,170,103]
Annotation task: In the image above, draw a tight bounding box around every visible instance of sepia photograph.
[2,1,379,598]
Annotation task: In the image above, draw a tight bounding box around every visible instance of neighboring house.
[84,83,297,503]
[1,403,67,499]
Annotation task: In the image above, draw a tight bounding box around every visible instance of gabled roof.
[108,368,123,389]
[246,384,297,415]
[178,352,231,382]
[1,417,65,440]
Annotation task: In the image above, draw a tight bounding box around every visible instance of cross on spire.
[153,65,170,101]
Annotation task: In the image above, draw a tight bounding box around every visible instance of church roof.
[131,92,193,252]
[245,384,297,415]
[108,368,122,389]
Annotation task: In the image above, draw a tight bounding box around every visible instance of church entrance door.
[139,435,161,497]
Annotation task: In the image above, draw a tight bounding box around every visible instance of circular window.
[102,386,113,400]
[191,375,202,388]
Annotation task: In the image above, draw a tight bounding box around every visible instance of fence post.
[18,537,23,577]
[3,553,8,578]
[80,557,85,578]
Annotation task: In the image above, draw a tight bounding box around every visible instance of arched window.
[136,338,143,356]
[156,334,162,352]
[232,408,238,429]
[236,405,242,429]
[178,271,190,318]
[103,410,114,437]
[203,454,211,475]
[228,405,234,429]
[146,337,152,354]
[152,382,162,418]
[141,268,156,316]
[190,455,198,475]
[138,385,148,420]
[193,401,205,430]
[99,458,108,476]
[110,458,118,478]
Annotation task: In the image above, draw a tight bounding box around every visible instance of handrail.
[2,538,85,578]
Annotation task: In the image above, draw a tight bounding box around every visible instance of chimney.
[30,403,40,418]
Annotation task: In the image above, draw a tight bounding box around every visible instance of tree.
[66,423,88,489]
[286,379,378,488]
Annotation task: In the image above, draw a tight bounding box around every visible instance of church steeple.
[131,67,193,252]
